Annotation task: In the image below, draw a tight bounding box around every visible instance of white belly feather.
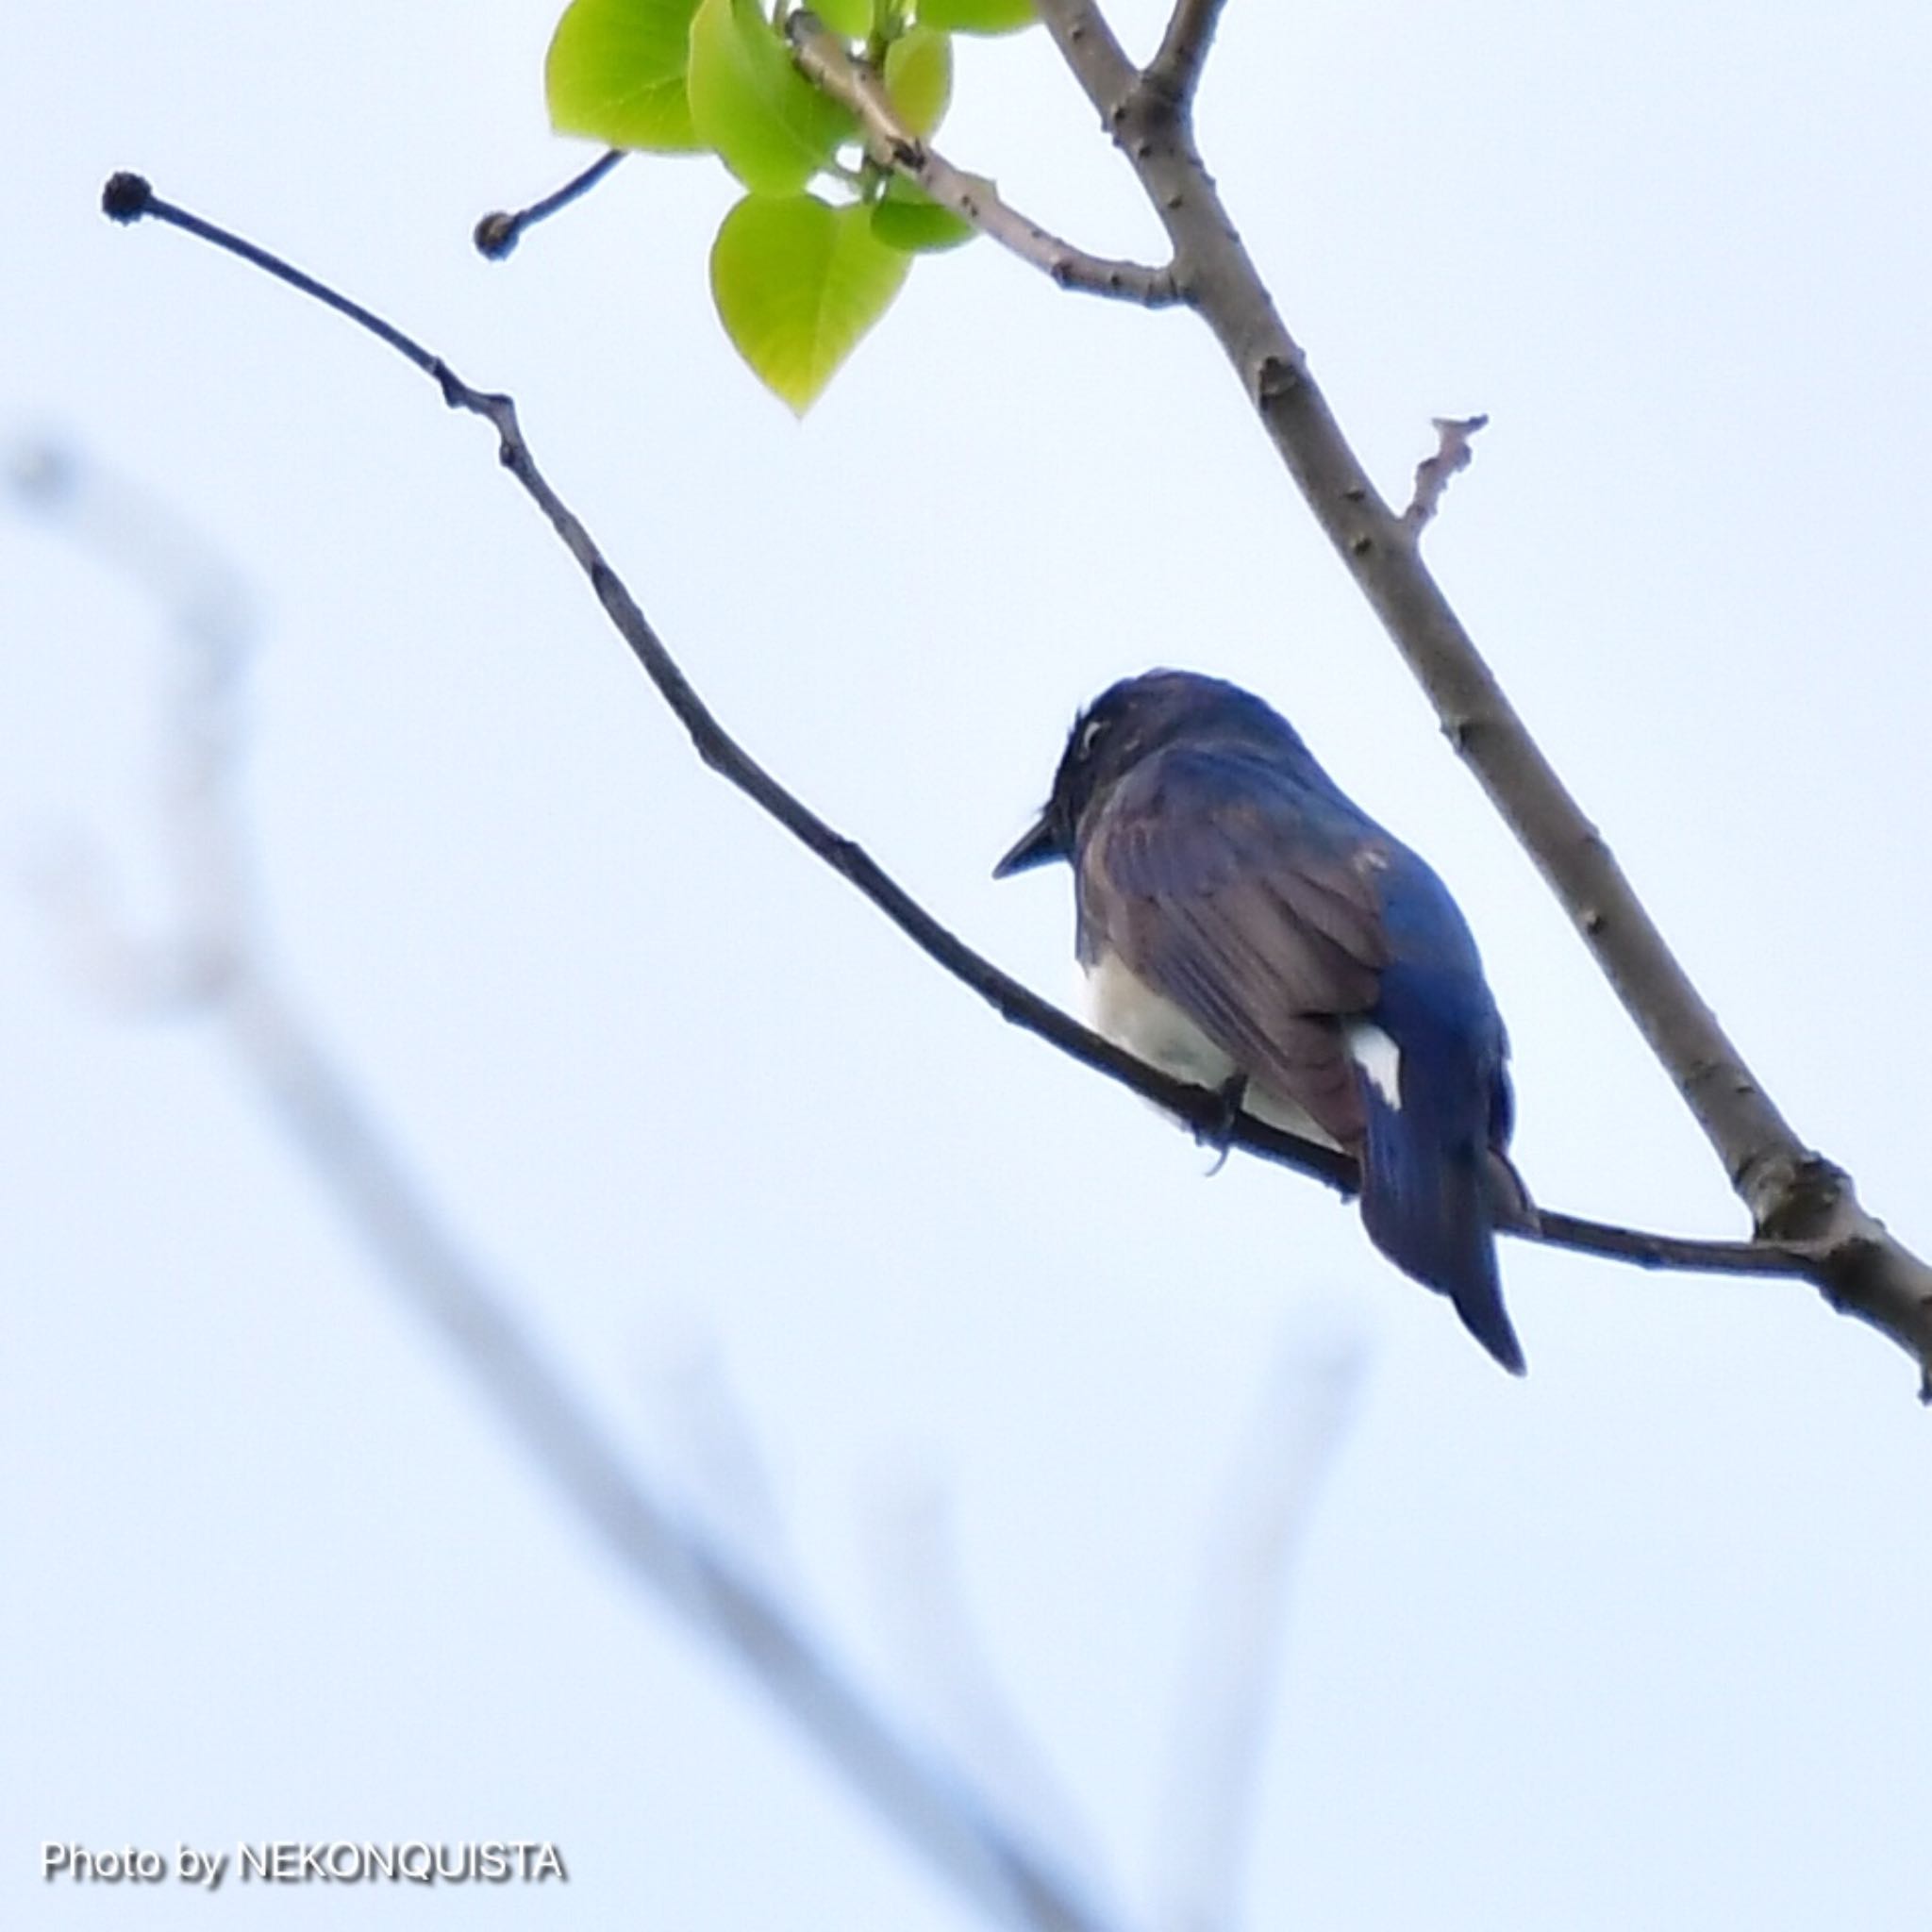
[1081,952,1382,1151]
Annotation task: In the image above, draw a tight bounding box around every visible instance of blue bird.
[995,669,1530,1374]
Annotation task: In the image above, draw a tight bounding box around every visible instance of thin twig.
[1403,413,1489,533]
[97,171,1836,1302]
[16,432,1128,1932]
[1028,5,1932,1391]
[1143,0,1232,111]
[785,20,1181,308]
[92,174,1338,1183]
[1528,1208,1809,1276]
[475,148,625,260]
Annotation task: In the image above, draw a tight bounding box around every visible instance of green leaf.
[810,0,874,33]
[710,192,912,411]
[688,0,856,194]
[883,25,952,138]
[916,0,1033,33]
[870,176,975,253]
[546,0,706,151]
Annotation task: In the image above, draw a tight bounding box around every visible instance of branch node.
[1253,352,1304,406]
[473,210,519,259]
[1403,412,1490,533]
[1753,1154,1853,1246]
[102,171,154,223]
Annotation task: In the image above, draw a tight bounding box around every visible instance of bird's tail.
[1357,1076,1525,1375]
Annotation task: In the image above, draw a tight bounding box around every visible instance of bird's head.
[993,669,1303,877]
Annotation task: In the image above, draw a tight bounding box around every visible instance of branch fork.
[784,15,1182,308]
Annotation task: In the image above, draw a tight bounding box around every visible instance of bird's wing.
[1081,747,1391,1144]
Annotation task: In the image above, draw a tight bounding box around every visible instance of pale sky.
[7,3,1932,1927]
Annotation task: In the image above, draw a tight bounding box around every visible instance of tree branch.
[1403,413,1489,534]
[1035,0,1141,110]
[474,149,625,260]
[1029,5,1932,1391]
[98,172,1846,1324]
[785,18,1180,307]
[1144,0,1232,111]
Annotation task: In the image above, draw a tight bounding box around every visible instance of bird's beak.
[992,812,1063,879]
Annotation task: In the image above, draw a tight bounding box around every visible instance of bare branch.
[17,428,1129,1932]
[1144,0,1232,112]
[1526,1208,1806,1278]
[1028,11,1932,1391]
[98,172,1851,1326]
[785,19,1180,308]
[475,149,625,260]
[1403,412,1489,533]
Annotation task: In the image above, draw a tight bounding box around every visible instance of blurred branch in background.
[9,440,1132,1932]
[10,440,253,1014]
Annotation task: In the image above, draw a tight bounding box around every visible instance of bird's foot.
[1196,1074,1250,1176]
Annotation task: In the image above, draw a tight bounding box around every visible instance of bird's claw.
[1196,1074,1249,1176]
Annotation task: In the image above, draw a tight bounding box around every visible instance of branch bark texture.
[1144,0,1230,109]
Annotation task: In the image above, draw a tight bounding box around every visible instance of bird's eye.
[1075,715,1108,759]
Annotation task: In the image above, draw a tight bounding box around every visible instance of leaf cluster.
[546,0,1033,409]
